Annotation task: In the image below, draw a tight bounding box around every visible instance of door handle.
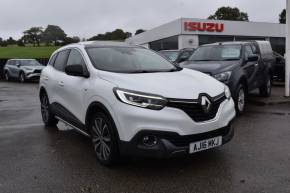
[254,63,258,67]
[58,81,64,87]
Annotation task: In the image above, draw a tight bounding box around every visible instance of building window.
[199,35,234,45]
[270,37,285,55]
[149,36,178,51]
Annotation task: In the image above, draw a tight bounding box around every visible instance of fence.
[0,58,49,79]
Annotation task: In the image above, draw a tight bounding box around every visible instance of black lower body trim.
[119,122,234,158]
[50,102,87,131]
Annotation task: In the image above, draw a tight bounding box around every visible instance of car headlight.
[224,86,231,99]
[23,67,33,71]
[113,88,167,110]
[213,71,232,82]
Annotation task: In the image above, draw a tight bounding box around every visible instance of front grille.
[164,125,231,147]
[34,69,42,73]
[167,93,226,122]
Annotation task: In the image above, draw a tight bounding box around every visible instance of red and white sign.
[184,22,224,32]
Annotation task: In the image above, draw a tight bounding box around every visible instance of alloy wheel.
[20,73,25,83]
[40,95,49,123]
[91,117,112,161]
[238,88,245,112]
[267,79,271,95]
[5,72,9,81]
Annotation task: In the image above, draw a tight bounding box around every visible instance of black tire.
[259,77,272,97]
[40,93,58,127]
[4,71,10,81]
[234,84,246,115]
[89,111,119,166]
[19,72,26,83]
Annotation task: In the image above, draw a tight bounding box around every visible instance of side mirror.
[247,54,259,62]
[65,64,89,78]
[16,63,21,67]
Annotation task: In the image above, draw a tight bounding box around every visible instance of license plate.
[189,136,222,154]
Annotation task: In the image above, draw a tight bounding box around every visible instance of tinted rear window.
[53,50,70,71]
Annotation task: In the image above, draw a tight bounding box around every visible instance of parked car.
[4,59,45,82]
[180,41,275,114]
[159,48,195,63]
[273,52,285,81]
[39,41,235,165]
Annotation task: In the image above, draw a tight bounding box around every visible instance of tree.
[208,6,249,21]
[42,25,67,46]
[22,27,43,46]
[135,29,146,35]
[62,36,81,45]
[279,9,286,24]
[88,29,131,41]
[6,37,17,45]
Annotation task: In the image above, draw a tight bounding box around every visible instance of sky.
[0,0,286,39]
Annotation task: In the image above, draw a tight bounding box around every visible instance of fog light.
[142,135,158,147]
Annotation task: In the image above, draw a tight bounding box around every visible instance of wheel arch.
[85,101,120,140]
[238,76,248,95]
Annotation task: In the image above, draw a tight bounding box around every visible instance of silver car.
[4,59,45,82]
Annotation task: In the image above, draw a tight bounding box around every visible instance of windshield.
[189,45,242,61]
[159,51,179,62]
[20,60,42,66]
[86,47,179,73]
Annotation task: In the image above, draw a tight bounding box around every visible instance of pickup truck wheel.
[234,84,246,115]
[40,93,58,127]
[19,72,26,83]
[259,78,272,97]
[4,71,10,81]
[89,112,119,166]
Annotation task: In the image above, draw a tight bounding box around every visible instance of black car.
[159,48,195,63]
[273,52,285,81]
[180,41,275,114]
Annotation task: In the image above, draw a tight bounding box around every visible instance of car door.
[242,44,260,90]
[61,48,90,124]
[49,50,70,108]
[8,60,18,78]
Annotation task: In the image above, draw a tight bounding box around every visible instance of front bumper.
[119,122,234,158]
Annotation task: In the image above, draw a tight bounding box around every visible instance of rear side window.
[244,45,254,58]
[67,49,86,68]
[6,60,14,65]
[49,54,58,66]
[53,50,70,72]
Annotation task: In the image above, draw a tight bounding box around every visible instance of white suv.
[39,41,236,165]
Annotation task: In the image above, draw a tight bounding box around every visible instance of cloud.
[0,0,286,39]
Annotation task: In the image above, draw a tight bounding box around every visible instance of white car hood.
[99,68,225,99]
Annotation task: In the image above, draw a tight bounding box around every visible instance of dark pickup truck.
[180,41,275,114]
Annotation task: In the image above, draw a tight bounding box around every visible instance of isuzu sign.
[184,22,224,32]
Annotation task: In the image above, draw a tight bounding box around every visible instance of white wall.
[126,19,181,45]
[178,35,199,49]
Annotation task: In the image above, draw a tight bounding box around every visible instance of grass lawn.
[0,46,59,59]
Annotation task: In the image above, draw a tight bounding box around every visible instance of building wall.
[178,35,199,49]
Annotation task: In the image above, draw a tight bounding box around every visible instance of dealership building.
[126,18,286,55]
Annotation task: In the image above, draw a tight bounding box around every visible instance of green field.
[0,46,59,59]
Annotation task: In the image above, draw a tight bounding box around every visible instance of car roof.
[77,41,141,48]
[8,59,36,61]
[201,41,250,46]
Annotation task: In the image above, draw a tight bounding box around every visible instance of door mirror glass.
[65,64,89,78]
[247,54,259,62]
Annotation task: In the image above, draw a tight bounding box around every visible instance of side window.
[250,44,258,54]
[67,49,86,68]
[54,50,70,72]
[244,45,254,58]
[49,54,58,66]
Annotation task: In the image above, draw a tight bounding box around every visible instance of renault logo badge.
[200,96,212,114]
